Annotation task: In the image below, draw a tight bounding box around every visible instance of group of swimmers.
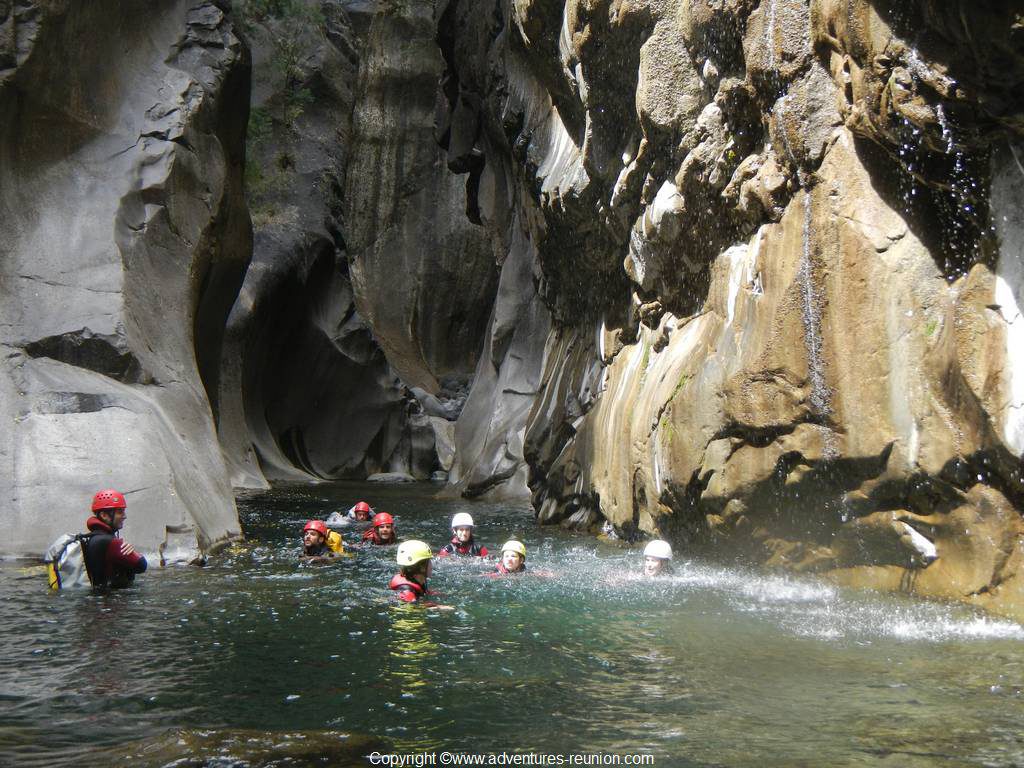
[299,501,676,605]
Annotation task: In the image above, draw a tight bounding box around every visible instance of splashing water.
[1,484,1022,767]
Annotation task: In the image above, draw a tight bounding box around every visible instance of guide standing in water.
[83,489,147,588]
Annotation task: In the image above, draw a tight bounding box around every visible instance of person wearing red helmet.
[83,489,147,588]
[361,512,397,545]
[300,520,339,563]
[325,500,373,529]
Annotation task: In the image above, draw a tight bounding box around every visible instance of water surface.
[1,483,1022,766]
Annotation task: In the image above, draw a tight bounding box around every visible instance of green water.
[2,483,1023,767]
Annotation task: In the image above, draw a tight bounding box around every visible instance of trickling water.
[2,484,1024,766]
[936,104,956,155]
[899,46,985,280]
[765,0,777,73]
[798,191,832,430]
[993,142,1024,455]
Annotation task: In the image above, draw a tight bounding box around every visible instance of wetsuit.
[82,516,147,588]
[303,542,333,558]
[389,574,427,603]
[437,537,488,558]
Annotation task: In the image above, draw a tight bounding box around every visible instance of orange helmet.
[372,512,394,527]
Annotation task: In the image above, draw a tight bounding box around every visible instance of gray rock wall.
[215,0,497,487]
[0,1,248,559]
[342,0,499,394]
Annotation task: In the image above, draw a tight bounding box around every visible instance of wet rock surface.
[429,0,1024,618]
[3,0,1023,618]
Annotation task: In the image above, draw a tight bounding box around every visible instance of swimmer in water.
[300,520,344,564]
[493,540,527,575]
[362,512,397,545]
[643,539,673,577]
[325,500,373,529]
[389,540,452,609]
[437,513,489,558]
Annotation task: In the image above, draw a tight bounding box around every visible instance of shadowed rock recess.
[3,0,1023,618]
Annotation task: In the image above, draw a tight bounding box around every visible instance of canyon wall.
[0,0,248,561]
[431,0,1024,617]
[3,0,1023,617]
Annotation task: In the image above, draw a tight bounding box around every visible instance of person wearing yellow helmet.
[494,539,527,575]
[390,540,450,607]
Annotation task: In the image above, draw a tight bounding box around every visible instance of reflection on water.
[1,482,1022,767]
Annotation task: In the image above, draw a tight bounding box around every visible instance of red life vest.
[389,574,426,602]
[492,561,527,576]
[437,537,488,558]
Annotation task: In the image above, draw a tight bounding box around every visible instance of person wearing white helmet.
[437,512,489,558]
[643,539,673,577]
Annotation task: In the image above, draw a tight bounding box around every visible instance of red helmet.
[92,489,126,512]
[303,520,329,537]
[354,501,371,513]
[372,512,394,527]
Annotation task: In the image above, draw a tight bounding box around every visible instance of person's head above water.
[643,539,673,576]
[352,501,372,521]
[303,520,328,551]
[451,512,474,543]
[500,540,526,572]
[372,512,395,542]
[396,539,433,583]
[91,488,127,530]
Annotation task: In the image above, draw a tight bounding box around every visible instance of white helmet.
[451,512,474,528]
[643,539,673,560]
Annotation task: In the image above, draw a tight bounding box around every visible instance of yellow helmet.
[501,540,526,558]
[397,539,433,567]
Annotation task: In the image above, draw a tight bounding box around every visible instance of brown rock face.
[427,0,1024,619]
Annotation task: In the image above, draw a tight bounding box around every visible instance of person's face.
[644,556,665,577]
[303,530,324,548]
[454,526,472,543]
[355,508,370,521]
[502,550,524,572]
[377,523,394,540]
[108,508,127,531]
